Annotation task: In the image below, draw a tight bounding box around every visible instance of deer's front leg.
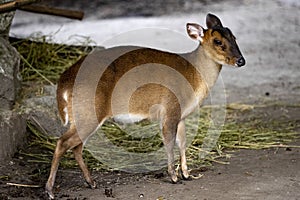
[162,119,178,183]
[176,120,189,179]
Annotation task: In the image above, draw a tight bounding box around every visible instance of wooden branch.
[0,0,84,20]
[7,182,42,188]
[0,0,40,13]
[19,4,84,20]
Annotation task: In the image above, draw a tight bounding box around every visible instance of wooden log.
[0,0,84,20]
[0,0,40,13]
[19,4,84,20]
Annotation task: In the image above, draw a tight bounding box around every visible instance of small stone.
[104,187,113,198]
[286,147,292,151]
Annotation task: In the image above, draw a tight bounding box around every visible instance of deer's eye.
[214,39,222,46]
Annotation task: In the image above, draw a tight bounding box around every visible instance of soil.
[1,0,300,199]
[0,105,299,200]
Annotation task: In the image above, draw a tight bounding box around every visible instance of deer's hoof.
[45,189,55,200]
[170,174,179,183]
[182,170,191,180]
[87,180,97,189]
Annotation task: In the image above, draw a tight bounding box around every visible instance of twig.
[0,0,83,20]
[6,182,42,188]
[19,4,84,20]
[19,54,55,86]
[29,116,49,136]
[190,173,204,180]
[0,0,40,13]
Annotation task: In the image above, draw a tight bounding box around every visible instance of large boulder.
[0,111,26,161]
[0,1,20,109]
[0,8,14,39]
[0,37,21,109]
[0,0,26,162]
[21,85,67,137]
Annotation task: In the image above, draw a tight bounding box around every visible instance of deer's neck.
[184,45,222,92]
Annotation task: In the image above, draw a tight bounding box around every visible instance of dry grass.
[23,104,299,172]
[10,36,93,84]
[14,36,299,172]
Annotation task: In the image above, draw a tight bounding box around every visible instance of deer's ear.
[206,13,223,28]
[186,23,204,42]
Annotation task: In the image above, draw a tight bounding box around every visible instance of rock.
[0,8,15,39]
[0,0,25,163]
[0,1,21,110]
[0,110,26,161]
[21,85,67,137]
[0,37,21,110]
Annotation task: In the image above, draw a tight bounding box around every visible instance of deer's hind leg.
[45,126,83,199]
[72,143,96,188]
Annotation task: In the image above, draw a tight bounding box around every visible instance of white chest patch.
[113,114,146,124]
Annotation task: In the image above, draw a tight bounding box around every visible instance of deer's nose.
[236,56,246,67]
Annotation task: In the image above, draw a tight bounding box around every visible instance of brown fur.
[46,14,245,199]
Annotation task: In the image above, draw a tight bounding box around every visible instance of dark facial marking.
[211,27,235,42]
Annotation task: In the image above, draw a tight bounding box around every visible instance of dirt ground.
[1,0,300,199]
[0,105,299,200]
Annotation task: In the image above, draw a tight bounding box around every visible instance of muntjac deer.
[46,13,245,199]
